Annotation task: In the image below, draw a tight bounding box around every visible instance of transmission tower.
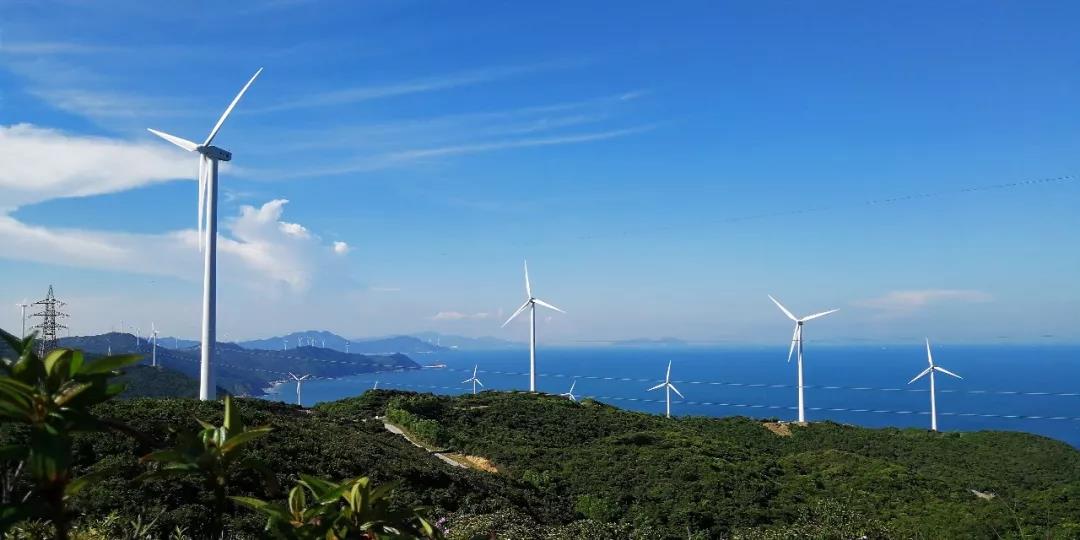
[31,285,68,356]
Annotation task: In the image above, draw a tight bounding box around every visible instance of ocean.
[261,344,1080,447]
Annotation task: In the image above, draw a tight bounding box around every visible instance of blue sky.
[1,1,1078,343]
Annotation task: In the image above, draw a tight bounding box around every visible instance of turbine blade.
[462,377,472,384]
[524,259,532,298]
[501,300,531,327]
[647,382,665,391]
[935,366,962,379]
[669,384,684,399]
[769,295,797,321]
[666,360,672,382]
[908,367,931,384]
[533,298,565,313]
[203,68,263,146]
[147,128,198,152]
[475,379,483,387]
[801,308,839,322]
[787,324,799,363]
[925,338,934,367]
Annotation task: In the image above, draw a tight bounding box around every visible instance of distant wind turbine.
[289,372,310,405]
[16,300,30,338]
[909,339,962,432]
[560,379,578,402]
[345,340,350,353]
[502,260,565,392]
[647,361,683,418]
[372,380,379,390]
[768,295,838,423]
[462,364,484,395]
[151,323,159,367]
[148,68,263,400]
[283,339,287,351]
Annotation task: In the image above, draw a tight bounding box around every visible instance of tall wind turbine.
[289,372,310,405]
[148,68,263,401]
[560,379,578,402]
[647,360,683,418]
[16,300,30,338]
[909,339,962,432]
[502,260,565,391]
[462,364,484,395]
[768,295,838,423]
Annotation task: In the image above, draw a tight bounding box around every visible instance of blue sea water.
[262,345,1080,447]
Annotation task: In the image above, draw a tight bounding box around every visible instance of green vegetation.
[3,334,1079,538]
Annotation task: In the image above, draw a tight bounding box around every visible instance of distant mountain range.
[53,332,420,396]
[410,332,521,350]
[238,331,450,354]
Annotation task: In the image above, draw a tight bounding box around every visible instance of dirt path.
[382,419,468,469]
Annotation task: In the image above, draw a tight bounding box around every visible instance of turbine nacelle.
[198,145,232,161]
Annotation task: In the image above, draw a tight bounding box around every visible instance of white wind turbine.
[560,379,578,402]
[16,300,30,338]
[909,339,962,432]
[768,295,838,423]
[502,260,565,392]
[148,68,263,401]
[647,361,683,418]
[372,380,379,390]
[462,364,484,395]
[151,323,159,367]
[289,372,311,405]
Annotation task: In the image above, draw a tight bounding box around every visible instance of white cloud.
[332,241,350,255]
[855,289,993,316]
[0,125,347,293]
[0,124,192,210]
[431,311,491,321]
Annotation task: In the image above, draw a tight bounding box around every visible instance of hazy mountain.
[54,332,421,396]
[410,332,522,350]
[239,331,446,354]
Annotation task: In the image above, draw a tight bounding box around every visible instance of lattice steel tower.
[31,285,68,356]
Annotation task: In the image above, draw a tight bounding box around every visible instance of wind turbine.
[16,300,30,338]
[289,372,310,405]
[768,295,838,424]
[151,323,159,368]
[372,380,379,390]
[148,68,263,401]
[283,339,287,351]
[909,339,962,432]
[560,379,578,402]
[647,361,683,418]
[502,260,565,392]
[462,364,484,395]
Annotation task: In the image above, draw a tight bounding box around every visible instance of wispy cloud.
[431,311,491,321]
[250,61,586,113]
[855,289,993,317]
[278,125,653,179]
[0,41,119,55]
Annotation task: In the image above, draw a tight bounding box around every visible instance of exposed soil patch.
[763,422,792,437]
[445,453,499,473]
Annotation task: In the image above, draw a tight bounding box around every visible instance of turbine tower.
[148,68,263,401]
[909,339,962,431]
[15,300,30,338]
[502,260,565,391]
[560,379,578,402]
[289,372,310,405]
[151,322,159,367]
[768,295,838,423]
[647,360,683,418]
[462,364,484,395]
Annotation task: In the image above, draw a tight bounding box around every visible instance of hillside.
[240,331,448,354]
[5,390,1071,538]
[54,333,421,396]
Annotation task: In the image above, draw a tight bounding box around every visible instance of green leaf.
[231,496,293,523]
[223,395,244,434]
[65,467,115,498]
[79,353,141,375]
[53,381,93,407]
[42,348,68,376]
[220,427,271,453]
